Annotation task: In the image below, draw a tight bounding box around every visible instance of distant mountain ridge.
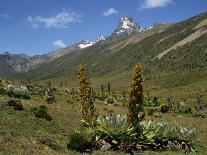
[0,43,81,73]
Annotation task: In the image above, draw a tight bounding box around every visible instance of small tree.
[78,65,95,120]
[128,64,144,127]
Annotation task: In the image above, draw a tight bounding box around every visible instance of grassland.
[0,85,207,155]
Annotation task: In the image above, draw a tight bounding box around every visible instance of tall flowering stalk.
[128,64,144,127]
[0,78,3,87]
[78,65,95,120]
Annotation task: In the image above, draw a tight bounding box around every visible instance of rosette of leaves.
[173,126,196,142]
[139,121,196,143]
[105,95,121,106]
[5,85,30,99]
[95,114,136,148]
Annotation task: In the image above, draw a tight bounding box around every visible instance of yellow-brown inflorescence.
[128,64,144,126]
[78,65,95,120]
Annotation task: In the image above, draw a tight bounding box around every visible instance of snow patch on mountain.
[97,35,106,42]
[78,40,95,49]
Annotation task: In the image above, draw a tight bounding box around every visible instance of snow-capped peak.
[96,35,106,42]
[78,40,95,49]
[112,16,141,37]
[120,16,137,29]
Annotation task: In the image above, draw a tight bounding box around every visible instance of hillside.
[17,12,206,81]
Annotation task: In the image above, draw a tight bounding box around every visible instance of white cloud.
[53,40,66,48]
[103,8,118,16]
[27,9,81,28]
[141,0,173,9]
[0,13,11,19]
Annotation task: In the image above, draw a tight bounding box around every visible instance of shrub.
[67,131,91,152]
[32,105,52,121]
[7,100,24,111]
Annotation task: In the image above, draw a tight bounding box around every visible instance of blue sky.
[0,0,206,55]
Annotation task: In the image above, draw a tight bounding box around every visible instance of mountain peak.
[111,16,141,38]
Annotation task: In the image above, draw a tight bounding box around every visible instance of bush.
[67,131,91,152]
[32,105,52,121]
[7,100,24,111]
